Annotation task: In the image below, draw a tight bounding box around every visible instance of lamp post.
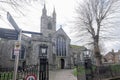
[76,48,93,80]
[39,44,48,80]
[83,49,93,80]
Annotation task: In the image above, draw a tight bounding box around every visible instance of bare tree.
[0,0,44,27]
[74,0,120,66]
[0,0,43,17]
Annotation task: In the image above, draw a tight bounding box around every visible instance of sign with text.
[14,50,20,55]
[14,41,21,55]
[7,12,20,32]
[0,28,18,40]
[14,41,21,50]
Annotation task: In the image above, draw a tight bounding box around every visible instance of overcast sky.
[0,0,75,34]
[0,0,120,54]
[0,0,77,43]
[0,0,75,30]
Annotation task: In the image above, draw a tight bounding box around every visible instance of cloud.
[1,0,120,54]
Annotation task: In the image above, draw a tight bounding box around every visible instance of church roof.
[70,45,85,49]
[54,27,70,40]
[70,45,86,51]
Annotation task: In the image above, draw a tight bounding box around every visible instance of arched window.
[48,22,52,29]
[56,36,66,56]
[12,45,26,60]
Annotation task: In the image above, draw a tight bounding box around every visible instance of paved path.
[49,69,77,80]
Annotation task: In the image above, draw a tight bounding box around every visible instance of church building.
[27,5,71,69]
[0,5,71,69]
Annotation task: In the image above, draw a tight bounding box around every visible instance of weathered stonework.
[0,34,30,68]
[0,5,73,70]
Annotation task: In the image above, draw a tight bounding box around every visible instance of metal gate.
[39,58,49,80]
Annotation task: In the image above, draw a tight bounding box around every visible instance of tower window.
[48,22,52,29]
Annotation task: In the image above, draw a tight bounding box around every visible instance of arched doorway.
[61,59,65,69]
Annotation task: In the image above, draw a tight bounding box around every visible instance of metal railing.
[75,63,120,80]
[0,65,39,80]
[92,65,120,80]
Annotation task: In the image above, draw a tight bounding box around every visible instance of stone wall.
[0,34,30,68]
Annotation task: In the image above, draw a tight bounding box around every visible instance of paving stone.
[49,69,77,80]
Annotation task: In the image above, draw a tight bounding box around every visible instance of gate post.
[84,57,93,80]
[39,44,48,80]
[39,58,49,80]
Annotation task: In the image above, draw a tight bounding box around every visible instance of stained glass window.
[56,36,66,56]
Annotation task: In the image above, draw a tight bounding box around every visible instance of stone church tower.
[41,4,56,37]
[21,5,71,69]
[39,4,71,69]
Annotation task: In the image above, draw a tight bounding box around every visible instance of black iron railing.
[92,65,120,80]
[75,64,120,80]
[0,65,38,80]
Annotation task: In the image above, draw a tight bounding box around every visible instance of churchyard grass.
[73,66,85,76]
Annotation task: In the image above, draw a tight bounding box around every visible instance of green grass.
[73,64,120,76]
[73,66,85,76]
[73,68,77,76]
[73,65,97,76]
[110,64,120,72]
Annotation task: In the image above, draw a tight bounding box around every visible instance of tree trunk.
[94,43,102,66]
[93,35,102,66]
